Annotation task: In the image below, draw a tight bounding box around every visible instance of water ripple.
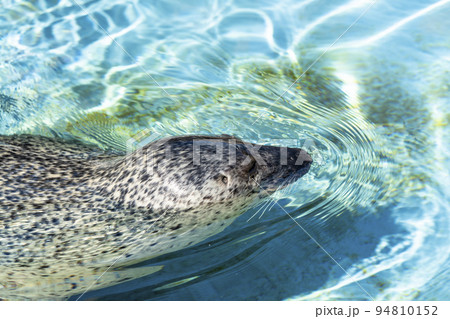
[1,0,448,301]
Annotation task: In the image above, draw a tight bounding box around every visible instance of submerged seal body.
[0,134,312,299]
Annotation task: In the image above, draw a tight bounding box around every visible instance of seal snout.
[284,147,313,179]
[286,147,312,166]
[253,144,312,194]
[296,148,313,165]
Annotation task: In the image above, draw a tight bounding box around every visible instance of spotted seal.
[0,134,312,300]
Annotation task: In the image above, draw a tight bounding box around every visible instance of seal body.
[0,134,312,299]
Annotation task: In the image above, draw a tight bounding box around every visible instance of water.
[0,0,449,300]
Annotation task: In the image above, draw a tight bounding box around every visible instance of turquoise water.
[0,0,449,300]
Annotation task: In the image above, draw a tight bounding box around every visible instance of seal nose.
[298,149,312,165]
[253,144,312,194]
[287,147,312,166]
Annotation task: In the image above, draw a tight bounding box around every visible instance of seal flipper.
[0,265,164,300]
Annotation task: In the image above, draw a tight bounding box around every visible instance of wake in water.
[0,0,448,300]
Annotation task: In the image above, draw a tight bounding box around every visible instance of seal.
[0,134,312,299]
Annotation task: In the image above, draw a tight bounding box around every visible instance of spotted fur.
[0,134,311,299]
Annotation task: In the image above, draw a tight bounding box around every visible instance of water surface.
[0,0,449,300]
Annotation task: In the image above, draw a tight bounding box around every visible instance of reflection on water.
[0,0,449,300]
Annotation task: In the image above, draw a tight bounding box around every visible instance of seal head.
[100,135,312,217]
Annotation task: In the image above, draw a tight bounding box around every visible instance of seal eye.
[243,158,257,178]
[221,176,228,185]
[248,160,257,177]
